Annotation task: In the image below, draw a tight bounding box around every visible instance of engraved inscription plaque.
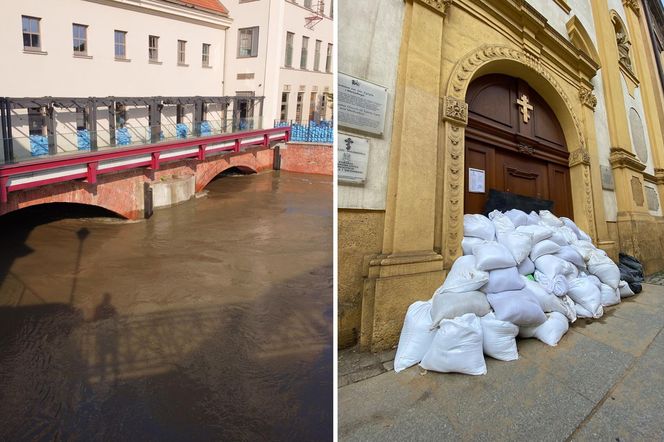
[338,133,370,184]
[338,73,388,136]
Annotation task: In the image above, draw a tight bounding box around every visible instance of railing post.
[0,176,8,203]
[263,133,269,148]
[285,127,291,142]
[151,151,160,170]
[108,102,116,147]
[198,144,206,161]
[88,98,98,151]
[86,162,98,184]
[46,104,57,155]
[234,137,240,153]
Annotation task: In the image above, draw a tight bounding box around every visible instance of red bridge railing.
[0,126,290,203]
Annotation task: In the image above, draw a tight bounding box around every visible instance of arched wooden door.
[463,74,573,218]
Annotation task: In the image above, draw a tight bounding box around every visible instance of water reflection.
[0,172,332,441]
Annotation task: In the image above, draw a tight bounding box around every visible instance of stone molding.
[442,96,468,125]
[609,147,647,172]
[448,45,586,149]
[579,87,597,110]
[622,0,640,16]
[413,0,452,16]
[654,168,664,185]
[569,148,591,167]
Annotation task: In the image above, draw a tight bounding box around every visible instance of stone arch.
[440,44,596,264]
[196,160,258,191]
[0,200,127,220]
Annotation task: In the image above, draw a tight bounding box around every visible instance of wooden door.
[463,74,573,219]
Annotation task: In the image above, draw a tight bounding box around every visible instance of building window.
[308,92,317,122]
[300,36,309,69]
[114,30,127,59]
[178,40,187,65]
[76,107,87,131]
[285,32,294,67]
[326,43,332,73]
[149,35,159,62]
[72,24,87,55]
[238,27,259,58]
[22,16,41,51]
[280,92,289,121]
[295,92,304,124]
[202,43,211,67]
[304,0,312,8]
[28,108,44,136]
[314,39,321,71]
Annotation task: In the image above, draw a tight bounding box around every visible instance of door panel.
[464,142,495,215]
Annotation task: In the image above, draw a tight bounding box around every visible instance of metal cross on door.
[516,94,534,123]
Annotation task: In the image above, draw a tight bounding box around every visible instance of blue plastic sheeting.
[176,123,189,139]
[200,121,212,136]
[77,130,91,151]
[116,128,132,146]
[275,120,333,143]
[30,135,49,156]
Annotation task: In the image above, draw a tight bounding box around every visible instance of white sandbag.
[430,290,491,327]
[533,271,569,297]
[571,240,597,261]
[587,251,620,289]
[419,313,487,375]
[516,225,552,243]
[480,312,519,361]
[578,229,592,241]
[518,257,535,275]
[560,217,581,237]
[473,242,516,271]
[487,288,547,326]
[394,301,436,373]
[539,210,564,228]
[560,295,578,323]
[504,209,529,228]
[488,210,516,237]
[464,214,495,241]
[519,312,569,346]
[483,267,525,293]
[530,240,561,261]
[527,211,541,225]
[575,302,604,319]
[565,265,579,282]
[497,231,533,264]
[600,283,621,307]
[522,277,574,320]
[619,280,636,298]
[559,226,579,245]
[534,255,575,279]
[435,255,489,294]
[586,274,602,289]
[554,246,586,269]
[567,277,602,316]
[548,229,570,246]
[462,236,487,256]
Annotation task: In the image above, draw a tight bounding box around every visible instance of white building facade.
[222,0,334,128]
[1,0,233,161]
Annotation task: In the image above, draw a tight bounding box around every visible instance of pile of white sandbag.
[394,209,637,375]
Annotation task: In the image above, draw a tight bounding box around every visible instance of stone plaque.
[338,73,388,136]
[600,165,615,190]
[338,133,370,184]
[629,108,648,164]
[631,176,644,206]
[646,186,660,211]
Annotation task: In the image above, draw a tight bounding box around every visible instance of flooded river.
[0,171,333,441]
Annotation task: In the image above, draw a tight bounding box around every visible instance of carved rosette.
[414,0,453,15]
[517,143,534,155]
[622,0,640,16]
[442,96,468,125]
[569,148,591,167]
[579,87,597,110]
[448,45,586,149]
[443,123,464,264]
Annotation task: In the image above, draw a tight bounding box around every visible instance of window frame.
[285,32,294,67]
[237,27,259,58]
[326,43,332,73]
[314,39,322,71]
[202,43,211,67]
[300,36,309,70]
[308,91,317,122]
[114,30,127,60]
[280,92,289,122]
[177,39,187,65]
[22,15,42,51]
[72,23,88,55]
[149,35,159,62]
[295,91,304,124]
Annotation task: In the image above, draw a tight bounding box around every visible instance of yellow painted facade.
[338,0,664,351]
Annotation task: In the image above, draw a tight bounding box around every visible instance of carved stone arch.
[610,10,634,71]
[440,45,597,265]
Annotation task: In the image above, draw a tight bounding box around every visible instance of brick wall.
[279,143,333,176]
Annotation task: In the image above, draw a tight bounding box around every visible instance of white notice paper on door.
[469,168,485,193]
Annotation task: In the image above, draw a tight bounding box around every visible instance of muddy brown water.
[0,171,333,441]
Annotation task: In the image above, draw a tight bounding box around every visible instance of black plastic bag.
[628,282,643,294]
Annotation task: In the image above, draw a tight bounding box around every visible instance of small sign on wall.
[338,73,388,136]
[468,168,486,193]
[338,133,370,185]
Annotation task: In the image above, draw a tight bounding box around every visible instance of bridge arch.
[196,160,259,192]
